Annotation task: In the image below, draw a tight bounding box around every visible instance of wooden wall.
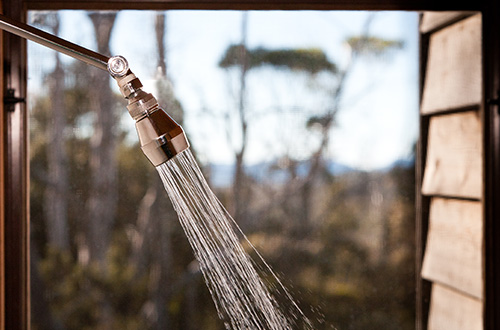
[419,12,483,330]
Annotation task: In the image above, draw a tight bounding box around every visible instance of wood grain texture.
[421,111,482,199]
[421,14,482,114]
[428,283,483,330]
[422,197,483,299]
[420,11,476,33]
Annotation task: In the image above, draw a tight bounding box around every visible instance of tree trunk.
[155,12,167,76]
[232,12,250,227]
[44,14,70,251]
[132,174,174,328]
[86,12,118,266]
[152,12,174,330]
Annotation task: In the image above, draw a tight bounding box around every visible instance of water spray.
[0,14,189,166]
[1,15,318,329]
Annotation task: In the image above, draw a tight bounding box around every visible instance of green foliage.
[237,166,416,330]
[219,44,337,74]
[37,243,150,330]
[346,36,404,57]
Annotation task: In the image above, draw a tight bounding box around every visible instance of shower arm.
[0,13,189,166]
[0,13,109,71]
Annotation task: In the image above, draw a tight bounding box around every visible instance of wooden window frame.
[1,1,496,330]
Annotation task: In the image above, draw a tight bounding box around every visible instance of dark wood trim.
[0,0,5,328]
[2,1,29,330]
[0,2,495,330]
[23,0,484,11]
[415,129,431,330]
[416,19,431,330]
[483,2,500,329]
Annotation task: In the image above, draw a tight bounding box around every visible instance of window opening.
[28,10,418,329]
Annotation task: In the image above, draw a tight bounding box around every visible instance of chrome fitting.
[108,55,129,78]
[110,56,189,166]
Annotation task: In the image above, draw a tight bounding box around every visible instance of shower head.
[108,56,190,166]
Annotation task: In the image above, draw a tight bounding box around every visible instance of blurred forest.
[29,11,415,330]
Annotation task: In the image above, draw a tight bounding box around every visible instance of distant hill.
[207,157,414,188]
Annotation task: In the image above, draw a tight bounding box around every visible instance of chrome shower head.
[108,56,189,166]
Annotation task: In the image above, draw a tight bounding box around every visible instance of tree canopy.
[219,44,338,74]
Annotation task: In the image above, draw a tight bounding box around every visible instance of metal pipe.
[0,13,109,71]
[0,13,190,165]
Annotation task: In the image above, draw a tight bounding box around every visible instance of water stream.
[157,149,314,330]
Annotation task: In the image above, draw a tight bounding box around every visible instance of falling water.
[157,149,314,330]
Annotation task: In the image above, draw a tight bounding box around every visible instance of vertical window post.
[1,1,29,329]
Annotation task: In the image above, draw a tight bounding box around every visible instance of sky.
[28,10,419,170]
